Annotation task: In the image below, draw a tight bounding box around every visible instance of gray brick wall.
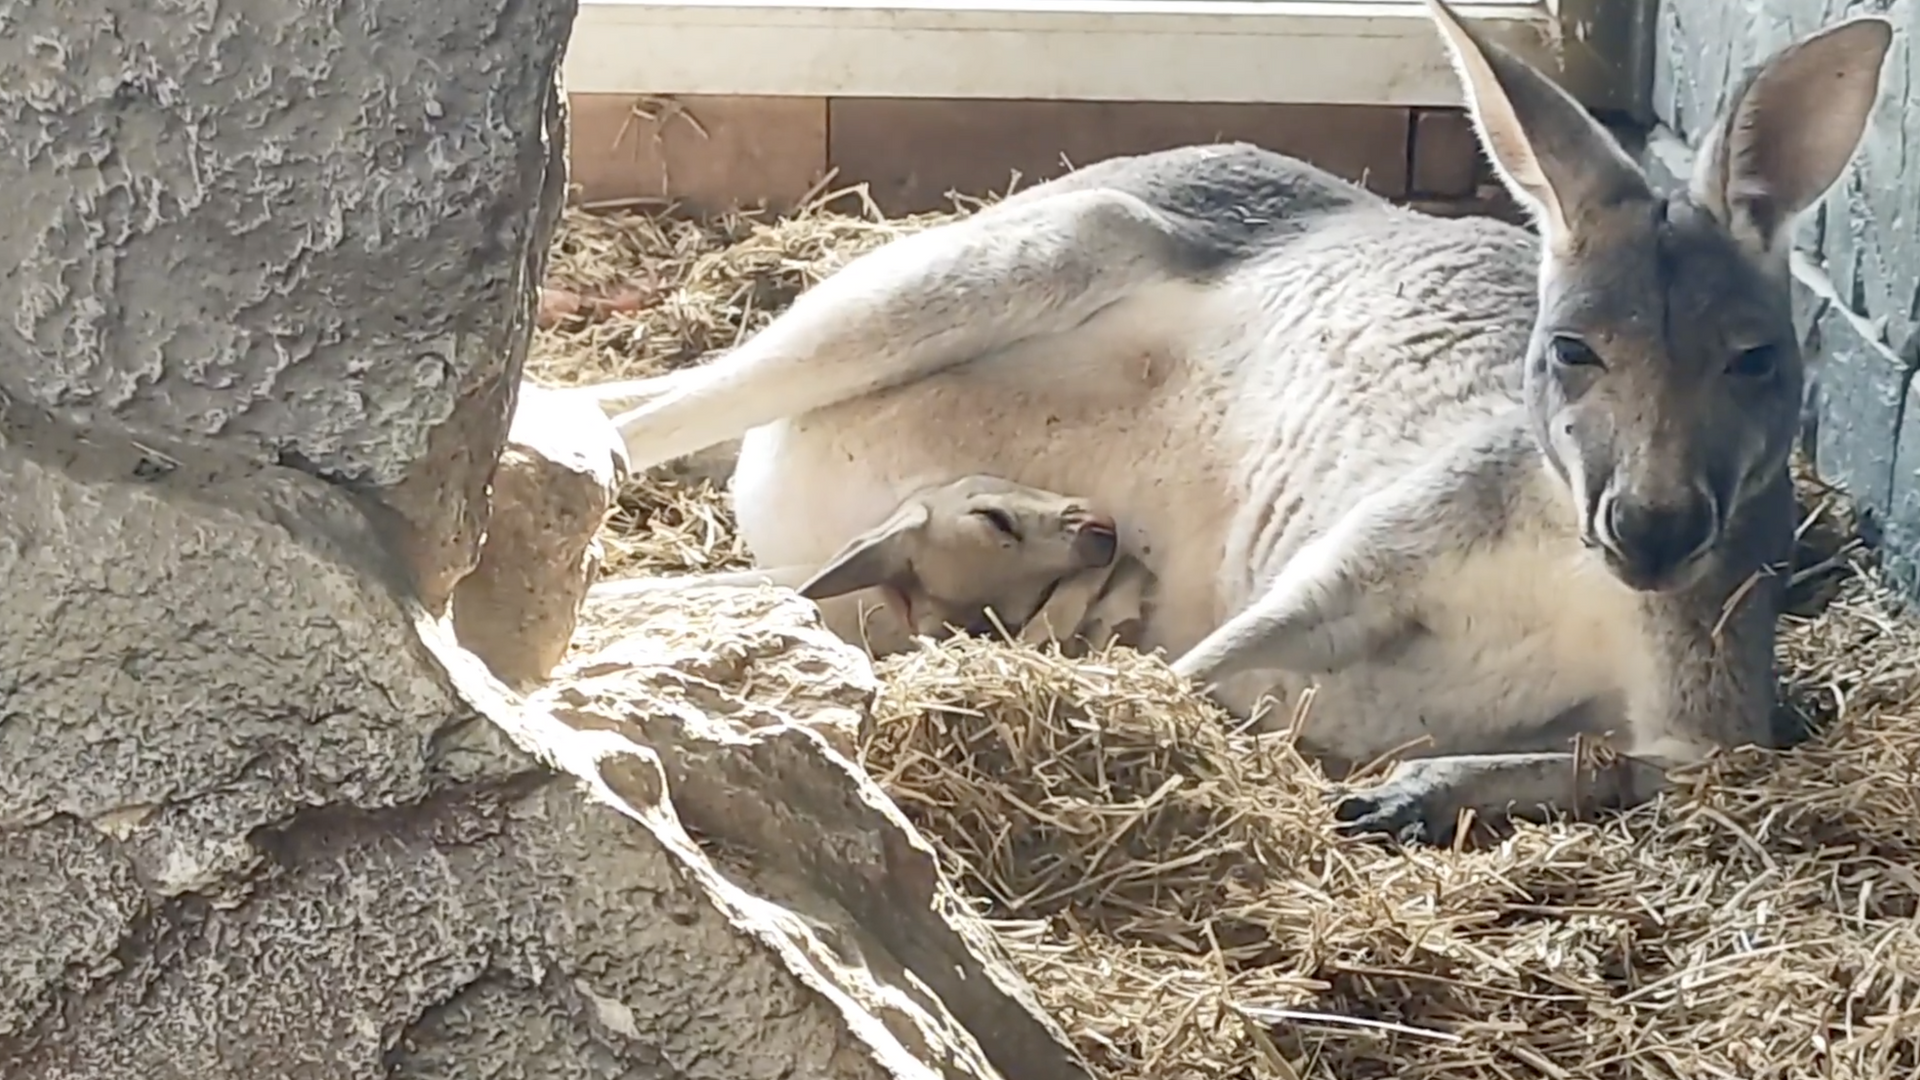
[1648,0,1920,586]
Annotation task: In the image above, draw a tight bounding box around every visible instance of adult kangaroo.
[602,0,1893,843]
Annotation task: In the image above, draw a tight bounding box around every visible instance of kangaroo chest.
[1219,528,1655,764]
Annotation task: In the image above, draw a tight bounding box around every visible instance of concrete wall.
[1649,0,1920,586]
[561,95,1504,218]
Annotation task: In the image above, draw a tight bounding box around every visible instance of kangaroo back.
[609,145,1383,472]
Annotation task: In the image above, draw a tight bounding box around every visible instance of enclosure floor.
[528,196,1920,1080]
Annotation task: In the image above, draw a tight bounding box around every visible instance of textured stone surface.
[0,0,1087,1073]
[0,0,577,610]
[0,396,1087,1079]
[1808,304,1910,518]
[570,587,882,758]
[547,587,1092,1080]
[1651,0,1920,586]
[1884,380,1920,588]
[454,383,629,689]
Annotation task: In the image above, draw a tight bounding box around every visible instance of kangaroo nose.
[1069,512,1119,568]
[1601,496,1717,590]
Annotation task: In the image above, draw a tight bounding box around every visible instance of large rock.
[569,586,880,757]
[0,0,1089,1076]
[453,383,630,689]
[0,0,576,613]
[0,403,1087,1078]
[555,588,1093,1080]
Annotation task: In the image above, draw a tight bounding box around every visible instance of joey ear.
[1423,0,1651,249]
[796,501,931,601]
[1689,15,1894,259]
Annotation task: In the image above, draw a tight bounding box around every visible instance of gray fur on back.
[995,142,1388,271]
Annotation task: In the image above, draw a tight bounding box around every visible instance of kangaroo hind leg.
[613,188,1203,470]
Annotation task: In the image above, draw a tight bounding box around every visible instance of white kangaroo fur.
[590,474,1149,655]
[587,0,1894,843]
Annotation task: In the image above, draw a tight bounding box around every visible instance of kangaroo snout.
[1068,511,1119,568]
[1595,493,1718,592]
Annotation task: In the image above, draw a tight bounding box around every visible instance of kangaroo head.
[793,475,1121,638]
[1426,0,1892,592]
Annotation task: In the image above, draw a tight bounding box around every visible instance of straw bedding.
[529,193,1920,1080]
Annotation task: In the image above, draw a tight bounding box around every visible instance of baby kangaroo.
[590,474,1135,653]
[589,0,1893,845]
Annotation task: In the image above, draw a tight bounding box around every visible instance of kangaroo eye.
[1726,343,1780,379]
[1547,334,1604,370]
[974,508,1021,540]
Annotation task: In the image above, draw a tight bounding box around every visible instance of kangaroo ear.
[1423,0,1652,251]
[1689,15,1893,261]
[796,501,932,601]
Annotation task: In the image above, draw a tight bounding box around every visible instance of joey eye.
[1725,343,1780,379]
[1547,335,1604,370]
[974,508,1021,540]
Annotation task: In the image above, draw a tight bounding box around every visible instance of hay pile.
[534,197,1920,1080]
[864,568,1920,1080]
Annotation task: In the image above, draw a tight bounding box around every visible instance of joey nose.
[1069,512,1119,568]
[1601,497,1717,591]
